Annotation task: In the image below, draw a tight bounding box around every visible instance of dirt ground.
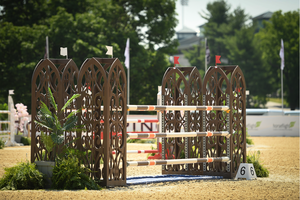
[0,137,299,200]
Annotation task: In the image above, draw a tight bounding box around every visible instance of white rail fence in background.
[0,90,20,146]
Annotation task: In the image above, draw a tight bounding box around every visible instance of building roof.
[178,36,202,51]
[252,11,273,20]
[177,26,197,33]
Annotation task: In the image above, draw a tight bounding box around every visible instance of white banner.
[247,115,299,137]
[127,115,158,132]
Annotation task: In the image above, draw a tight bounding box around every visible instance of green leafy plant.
[246,128,254,145]
[247,150,269,177]
[52,150,101,190]
[0,138,5,149]
[0,161,45,190]
[35,87,83,161]
[20,137,31,145]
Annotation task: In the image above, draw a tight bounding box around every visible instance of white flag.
[124,38,130,68]
[279,39,284,70]
[60,47,68,57]
[106,46,113,56]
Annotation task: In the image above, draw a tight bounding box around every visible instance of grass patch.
[0,138,5,149]
[247,150,269,177]
[127,139,155,144]
[267,97,289,107]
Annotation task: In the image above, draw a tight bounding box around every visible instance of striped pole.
[127,105,229,111]
[127,157,230,167]
[126,119,158,123]
[99,119,158,124]
[112,150,159,154]
[127,131,230,139]
[84,105,230,112]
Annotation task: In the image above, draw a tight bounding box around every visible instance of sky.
[175,0,299,32]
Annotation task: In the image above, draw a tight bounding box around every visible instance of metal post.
[205,38,207,72]
[202,94,206,172]
[226,95,230,172]
[157,86,162,152]
[184,94,188,171]
[127,38,130,115]
[46,36,49,59]
[161,94,165,171]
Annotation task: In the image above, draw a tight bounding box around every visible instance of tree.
[0,0,178,110]
[185,0,280,108]
[256,10,299,110]
[223,26,274,107]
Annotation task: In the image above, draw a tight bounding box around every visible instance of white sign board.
[247,115,299,137]
[235,163,257,180]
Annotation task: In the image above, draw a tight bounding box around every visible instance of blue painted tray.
[126,175,223,185]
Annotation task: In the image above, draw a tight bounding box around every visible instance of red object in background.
[215,55,221,66]
[174,56,179,66]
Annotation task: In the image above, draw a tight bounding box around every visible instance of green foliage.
[246,128,254,145]
[127,139,155,144]
[147,144,157,157]
[267,97,289,107]
[52,150,100,190]
[0,161,45,190]
[256,10,299,110]
[198,0,274,107]
[0,138,5,149]
[40,132,55,153]
[0,0,178,109]
[20,137,31,146]
[247,151,269,177]
[35,87,83,161]
[0,103,8,131]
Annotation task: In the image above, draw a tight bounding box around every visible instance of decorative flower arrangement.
[13,103,29,133]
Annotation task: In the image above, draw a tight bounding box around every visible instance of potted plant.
[34,87,83,187]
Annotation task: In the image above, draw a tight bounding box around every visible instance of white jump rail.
[0,90,19,146]
[127,157,230,167]
[127,131,230,139]
[127,105,229,111]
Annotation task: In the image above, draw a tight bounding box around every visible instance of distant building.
[173,26,201,67]
[176,26,197,41]
[252,11,273,33]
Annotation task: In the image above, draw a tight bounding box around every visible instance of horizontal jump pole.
[127,131,230,139]
[0,121,10,124]
[99,119,158,123]
[0,111,10,114]
[127,119,158,123]
[127,105,229,111]
[127,157,230,167]
[112,150,159,154]
[0,131,10,134]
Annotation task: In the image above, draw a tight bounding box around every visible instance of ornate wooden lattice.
[31,58,126,187]
[161,66,246,178]
[161,67,190,174]
[202,67,230,177]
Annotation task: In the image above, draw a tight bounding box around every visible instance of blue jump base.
[126,175,223,185]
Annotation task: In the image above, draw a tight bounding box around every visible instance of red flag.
[215,55,221,66]
[174,56,179,64]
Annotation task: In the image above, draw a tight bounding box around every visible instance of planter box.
[35,161,55,188]
[15,135,22,143]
